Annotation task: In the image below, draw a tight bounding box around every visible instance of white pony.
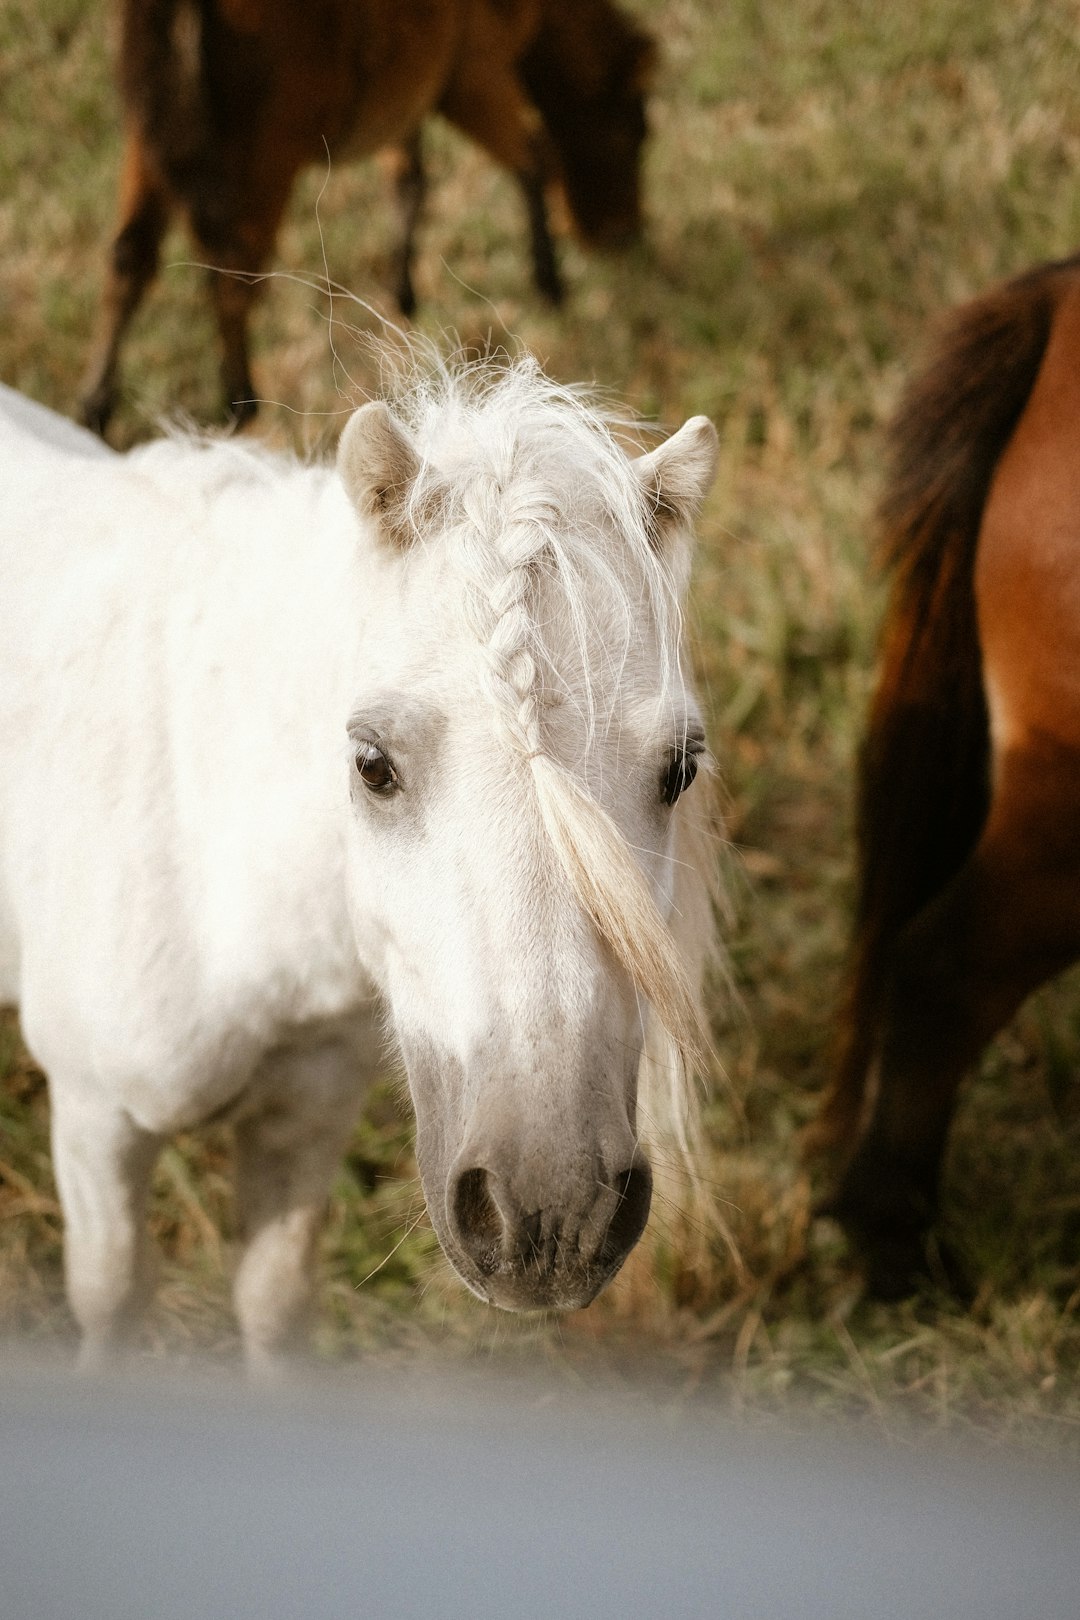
[0,359,720,1369]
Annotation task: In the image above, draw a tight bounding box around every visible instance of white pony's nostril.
[450,1153,652,1288]
[450,1167,504,1276]
[600,1164,653,1267]
[574,1160,654,1268]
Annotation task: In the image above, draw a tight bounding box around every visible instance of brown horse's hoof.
[79,386,114,439]
[860,1229,971,1305]
[817,1166,971,1304]
[396,274,417,319]
[225,393,259,431]
[536,261,565,307]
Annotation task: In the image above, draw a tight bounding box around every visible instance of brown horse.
[80,0,655,437]
[387,0,655,316]
[816,254,1080,1297]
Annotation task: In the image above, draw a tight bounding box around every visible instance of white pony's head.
[337,359,718,1311]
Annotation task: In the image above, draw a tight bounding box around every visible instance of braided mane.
[384,356,720,1154]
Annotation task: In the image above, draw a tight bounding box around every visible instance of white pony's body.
[0,366,719,1365]
[1,394,366,1120]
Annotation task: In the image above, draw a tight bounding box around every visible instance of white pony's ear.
[634,416,718,553]
[337,401,420,549]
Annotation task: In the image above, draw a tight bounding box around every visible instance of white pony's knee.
[65,1228,156,1365]
[233,1203,323,1370]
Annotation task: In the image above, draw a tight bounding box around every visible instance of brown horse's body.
[81,0,654,435]
[817,256,1080,1296]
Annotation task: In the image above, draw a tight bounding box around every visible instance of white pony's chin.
[436,1233,620,1316]
[454,1274,598,1315]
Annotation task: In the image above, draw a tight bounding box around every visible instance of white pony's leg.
[50,1089,162,1369]
[232,1032,376,1377]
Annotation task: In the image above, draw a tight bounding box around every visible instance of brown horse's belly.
[976,278,1080,755]
[265,3,464,161]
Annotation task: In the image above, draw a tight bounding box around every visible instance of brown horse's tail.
[815,258,1077,1152]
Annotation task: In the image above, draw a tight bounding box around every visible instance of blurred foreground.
[2,1355,1079,1619]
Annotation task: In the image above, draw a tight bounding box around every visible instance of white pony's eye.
[661,747,699,806]
[354,742,398,794]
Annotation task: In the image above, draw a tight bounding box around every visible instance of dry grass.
[4,0,1080,1443]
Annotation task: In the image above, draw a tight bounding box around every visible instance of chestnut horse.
[816,254,1080,1296]
[80,0,655,436]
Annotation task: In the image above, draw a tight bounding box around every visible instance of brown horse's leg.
[80,132,170,436]
[387,129,426,318]
[829,740,1080,1297]
[438,76,564,305]
[194,168,296,429]
[206,268,262,428]
[518,154,562,306]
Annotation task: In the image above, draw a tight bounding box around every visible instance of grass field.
[4,0,1080,1443]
